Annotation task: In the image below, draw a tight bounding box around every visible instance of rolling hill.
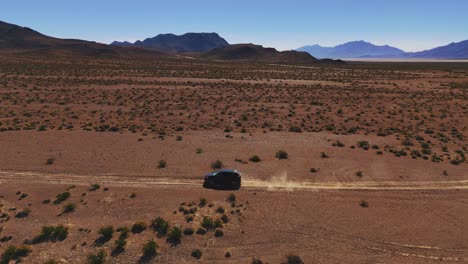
[202,44,323,64]
[0,20,163,58]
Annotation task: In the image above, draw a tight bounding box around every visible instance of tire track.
[0,170,468,191]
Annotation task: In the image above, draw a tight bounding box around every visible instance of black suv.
[203,169,241,190]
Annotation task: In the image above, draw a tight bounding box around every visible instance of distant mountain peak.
[297,40,405,59]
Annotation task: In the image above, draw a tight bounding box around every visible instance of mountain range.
[1,20,467,61]
[297,40,468,59]
[0,20,331,64]
[0,20,163,58]
[111,33,229,53]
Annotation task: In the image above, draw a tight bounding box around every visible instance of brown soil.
[0,55,467,263]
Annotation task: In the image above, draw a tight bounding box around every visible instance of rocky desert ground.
[0,54,467,263]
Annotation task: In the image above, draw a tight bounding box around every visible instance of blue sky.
[1,0,467,51]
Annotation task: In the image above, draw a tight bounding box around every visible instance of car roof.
[216,169,240,174]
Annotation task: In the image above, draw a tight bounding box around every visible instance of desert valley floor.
[0,55,467,263]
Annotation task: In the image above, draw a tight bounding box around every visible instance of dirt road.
[1,170,467,191]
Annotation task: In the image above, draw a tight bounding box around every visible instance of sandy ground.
[0,131,466,183]
[0,182,467,263]
[0,57,467,263]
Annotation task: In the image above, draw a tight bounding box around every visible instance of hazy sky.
[1,0,467,52]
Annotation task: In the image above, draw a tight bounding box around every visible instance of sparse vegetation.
[86,250,106,264]
[89,183,100,191]
[191,249,202,259]
[96,226,114,243]
[167,226,182,245]
[276,150,288,159]
[15,208,31,218]
[32,225,68,243]
[211,160,223,169]
[46,158,55,165]
[1,245,31,263]
[62,203,76,213]
[249,155,261,162]
[151,217,170,236]
[359,200,369,208]
[158,159,167,169]
[131,221,147,233]
[54,192,70,204]
[142,239,158,257]
[283,254,304,264]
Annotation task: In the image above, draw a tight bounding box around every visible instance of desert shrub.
[225,251,231,258]
[333,141,345,147]
[131,221,147,234]
[158,160,167,169]
[114,238,126,253]
[15,208,31,218]
[86,250,106,264]
[151,217,169,236]
[214,229,224,237]
[321,152,329,158]
[196,228,207,235]
[276,150,288,159]
[221,214,229,223]
[97,226,114,241]
[216,207,225,214]
[357,140,370,150]
[422,148,432,155]
[284,254,304,264]
[201,216,215,230]
[252,257,264,264]
[401,138,413,146]
[196,148,203,154]
[183,227,194,236]
[33,225,69,243]
[142,239,158,257]
[191,249,202,259]
[356,171,363,177]
[19,193,28,200]
[347,127,358,134]
[249,155,261,162]
[288,126,302,133]
[46,158,55,165]
[185,215,194,222]
[167,226,182,245]
[63,203,76,213]
[129,192,136,198]
[227,193,236,203]
[113,227,129,253]
[176,135,183,141]
[0,236,13,243]
[44,260,58,264]
[359,200,369,208]
[450,158,462,165]
[89,183,100,191]
[211,160,223,169]
[54,192,70,204]
[309,168,318,173]
[1,245,31,263]
[199,197,207,207]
